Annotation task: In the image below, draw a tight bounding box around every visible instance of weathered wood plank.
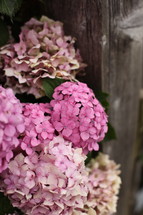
[43,0,102,90]
[43,1,143,214]
[132,98,143,215]
[102,1,143,215]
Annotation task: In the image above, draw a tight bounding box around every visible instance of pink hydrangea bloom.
[84,153,121,215]
[50,82,108,154]
[0,16,86,98]
[21,103,55,154]
[72,208,96,215]
[1,136,88,215]
[0,86,25,173]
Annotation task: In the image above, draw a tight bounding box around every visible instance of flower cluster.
[1,136,88,215]
[50,82,108,154]
[0,15,121,215]
[0,16,85,98]
[72,208,96,215]
[0,86,25,173]
[21,103,54,154]
[84,153,121,215]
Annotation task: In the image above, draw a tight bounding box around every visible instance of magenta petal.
[4,125,16,137]
[55,122,63,132]
[79,125,87,132]
[12,136,19,147]
[62,128,72,137]
[0,129,4,142]
[93,143,99,151]
[21,142,27,150]
[6,151,13,161]
[0,113,8,123]
[26,147,33,155]
[17,124,25,133]
[35,125,42,133]
[31,138,39,146]
[80,132,89,141]
[41,131,48,140]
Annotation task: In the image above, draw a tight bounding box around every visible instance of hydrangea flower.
[72,208,96,215]
[21,103,55,155]
[84,153,121,215]
[50,82,108,154]
[1,136,88,215]
[0,86,25,173]
[0,16,86,98]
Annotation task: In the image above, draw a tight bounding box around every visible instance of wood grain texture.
[132,99,143,215]
[102,1,143,215]
[43,1,143,214]
[43,0,102,90]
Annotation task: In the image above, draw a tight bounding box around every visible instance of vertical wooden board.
[42,1,143,214]
[107,0,142,17]
[43,0,102,90]
[132,99,143,215]
[102,1,143,215]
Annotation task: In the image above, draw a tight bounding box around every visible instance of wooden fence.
[39,1,143,214]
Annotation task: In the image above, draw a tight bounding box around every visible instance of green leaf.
[0,192,24,215]
[42,78,67,100]
[0,0,23,17]
[93,91,116,141]
[0,18,9,46]
[94,90,109,112]
[85,151,99,165]
[0,192,15,214]
[85,151,92,165]
[103,123,117,142]
[16,93,51,103]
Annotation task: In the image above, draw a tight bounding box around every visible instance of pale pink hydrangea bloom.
[84,153,121,215]
[0,86,25,173]
[72,208,96,215]
[1,136,88,215]
[50,82,108,154]
[0,16,86,98]
[21,103,55,154]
